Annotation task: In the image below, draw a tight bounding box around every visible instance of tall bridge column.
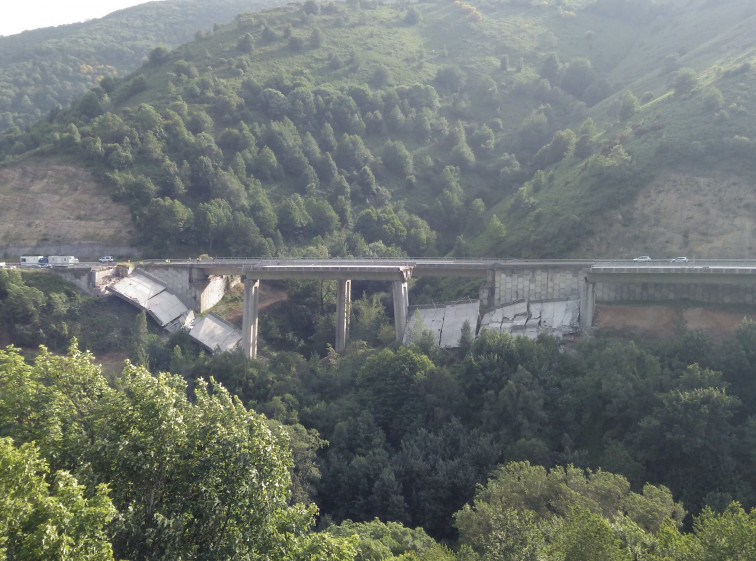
[479,267,496,309]
[335,279,351,353]
[579,276,595,332]
[242,278,260,359]
[393,280,409,342]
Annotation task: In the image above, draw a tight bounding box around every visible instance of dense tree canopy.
[0,342,355,561]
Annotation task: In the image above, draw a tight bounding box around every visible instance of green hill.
[1,0,755,261]
[0,0,289,133]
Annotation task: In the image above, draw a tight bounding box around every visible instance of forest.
[1,267,756,559]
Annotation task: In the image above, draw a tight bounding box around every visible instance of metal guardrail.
[136,256,598,266]
[20,257,756,272]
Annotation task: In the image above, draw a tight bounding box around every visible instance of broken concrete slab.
[190,313,242,353]
[404,300,480,348]
[481,299,580,339]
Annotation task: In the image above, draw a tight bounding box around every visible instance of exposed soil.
[576,171,755,259]
[595,303,755,342]
[95,352,130,380]
[222,284,289,326]
[259,285,288,309]
[0,157,137,258]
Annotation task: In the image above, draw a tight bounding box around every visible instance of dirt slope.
[0,157,138,259]
[595,304,755,343]
[575,172,755,259]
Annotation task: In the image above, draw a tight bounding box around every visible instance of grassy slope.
[480,0,756,258]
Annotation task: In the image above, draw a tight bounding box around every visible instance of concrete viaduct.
[116,258,756,359]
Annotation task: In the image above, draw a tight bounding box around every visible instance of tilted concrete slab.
[404,306,445,346]
[481,301,528,331]
[481,299,579,339]
[532,300,580,332]
[109,269,240,355]
[404,300,480,349]
[190,313,241,353]
[108,270,189,328]
[146,291,190,327]
[439,301,480,348]
[166,310,195,334]
[108,271,166,307]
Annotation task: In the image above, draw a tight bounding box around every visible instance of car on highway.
[633,255,652,262]
[669,256,688,263]
[99,255,114,263]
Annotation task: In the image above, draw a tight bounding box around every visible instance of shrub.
[672,68,698,97]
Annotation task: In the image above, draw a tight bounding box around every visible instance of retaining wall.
[493,267,583,305]
[51,266,117,296]
[493,266,756,307]
[595,281,755,304]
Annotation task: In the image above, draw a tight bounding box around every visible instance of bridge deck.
[589,261,756,285]
[135,258,598,279]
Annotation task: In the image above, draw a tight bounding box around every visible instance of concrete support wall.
[90,268,114,287]
[595,281,756,304]
[197,274,228,311]
[51,268,95,293]
[241,278,260,360]
[494,267,756,309]
[494,268,582,306]
[479,268,496,309]
[52,266,116,295]
[141,265,227,312]
[335,279,351,353]
[393,280,409,342]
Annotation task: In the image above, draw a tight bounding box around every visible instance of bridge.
[51,258,756,359]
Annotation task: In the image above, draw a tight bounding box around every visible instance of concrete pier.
[241,278,260,359]
[393,280,409,342]
[579,277,595,332]
[335,279,351,353]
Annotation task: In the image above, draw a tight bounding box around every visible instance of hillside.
[574,171,755,258]
[0,0,289,134]
[0,157,136,258]
[0,0,755,262]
